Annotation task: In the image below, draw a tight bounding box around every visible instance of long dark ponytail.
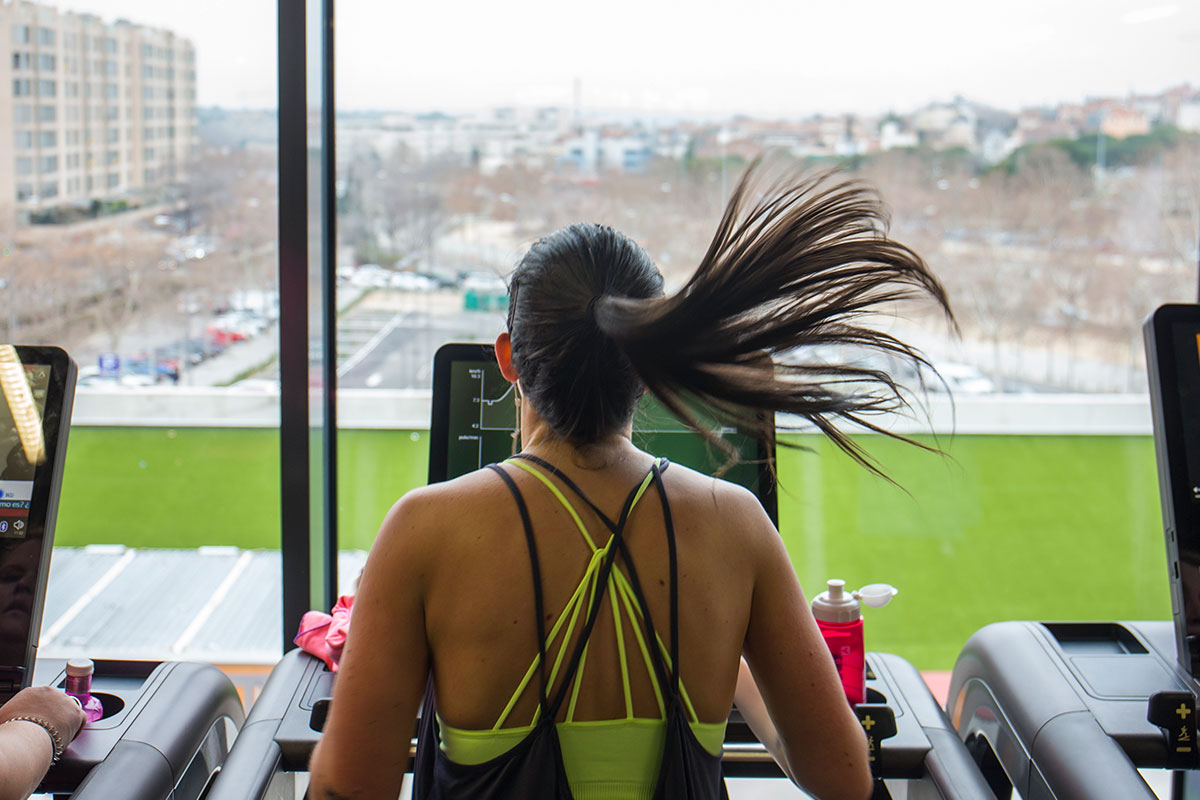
[506,162,954,476]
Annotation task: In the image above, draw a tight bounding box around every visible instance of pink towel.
[294,594,355,671]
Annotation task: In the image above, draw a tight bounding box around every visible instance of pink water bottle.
[65,658,105,723]
[813,580,866,705]
[812,580,897,706]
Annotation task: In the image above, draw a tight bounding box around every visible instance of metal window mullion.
[277,0,310,652]
[320,0,338,606]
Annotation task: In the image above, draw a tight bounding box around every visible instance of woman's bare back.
[416,450,766,731]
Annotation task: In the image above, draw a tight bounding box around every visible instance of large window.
[330,0,1200,671]
[9,0,1198,685]
[15,1,284,668]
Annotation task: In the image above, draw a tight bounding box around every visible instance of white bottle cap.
[812,579,861,623]
[854,583,899,608]
[65,658,95,678]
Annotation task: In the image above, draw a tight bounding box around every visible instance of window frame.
[277,0,338,649]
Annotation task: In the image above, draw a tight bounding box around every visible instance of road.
[323,294,504,390]
[168,284,1145,396]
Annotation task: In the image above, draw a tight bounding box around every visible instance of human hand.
[0,686,88,743]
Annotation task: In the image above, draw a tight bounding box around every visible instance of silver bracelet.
[2,715,65,763]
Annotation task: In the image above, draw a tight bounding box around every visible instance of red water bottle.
[812,580,898,705]
[65,658,105,723]
[812,580,866,705]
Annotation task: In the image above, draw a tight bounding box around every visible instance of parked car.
[388,272,438,292]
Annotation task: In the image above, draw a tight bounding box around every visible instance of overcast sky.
[60,0,1200,116]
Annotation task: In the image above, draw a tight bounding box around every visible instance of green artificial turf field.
[54,427,1169,668]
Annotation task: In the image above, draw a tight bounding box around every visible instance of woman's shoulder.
[659,461,778,541]
[374,468,509,553]
[661,458,768,505]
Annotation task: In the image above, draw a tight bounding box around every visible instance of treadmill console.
[428,342,778,525]
[1145,304,1200,676]
[0,345,75,700]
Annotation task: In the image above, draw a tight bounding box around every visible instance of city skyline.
[49,0,1200,116]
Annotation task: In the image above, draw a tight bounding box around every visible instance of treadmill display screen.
[430,345,777,525]
[1146,307,1200,676]
[0,361,52,540]
[1174,324,1200,506]
[0,346,74,694]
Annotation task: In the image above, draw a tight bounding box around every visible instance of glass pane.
[334,1,1200,673]
[306,0,333,605]
[13,1,283,666]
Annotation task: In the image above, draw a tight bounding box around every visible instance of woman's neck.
[518,400,638,471]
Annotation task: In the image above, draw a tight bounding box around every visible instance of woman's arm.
[0,720,56,800]
[733,657,797,783]
[0,686,86,800]
[308,492,433,800]
[740,507,872,800]
[0,720,54,800]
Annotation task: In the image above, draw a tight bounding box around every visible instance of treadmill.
[0,345,244,799]
[204,343,995,799]
[946,304,1200,799]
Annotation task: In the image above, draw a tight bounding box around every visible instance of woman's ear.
[495,332,519,383]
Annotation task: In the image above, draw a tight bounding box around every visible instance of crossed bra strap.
[511,454,682,695]
[486,455,684,726]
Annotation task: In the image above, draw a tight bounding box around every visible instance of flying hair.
[587,161,957,479]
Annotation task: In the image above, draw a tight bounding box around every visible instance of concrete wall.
[72,387,1154,435]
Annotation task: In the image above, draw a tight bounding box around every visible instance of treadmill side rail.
[949,620,1195,800]
[205,650,322,800]
[36,660,245,799]
[209,650,999,800]
[871,653,997,800]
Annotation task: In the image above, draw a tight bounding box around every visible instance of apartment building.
[0,0,196,230]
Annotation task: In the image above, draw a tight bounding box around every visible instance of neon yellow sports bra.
[437,458,726,800]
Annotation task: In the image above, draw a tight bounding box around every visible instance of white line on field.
[171,550,254,654]
[337,314,402,378]
[42,549,136,644]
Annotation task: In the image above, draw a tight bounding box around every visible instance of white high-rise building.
[0,0,197,229]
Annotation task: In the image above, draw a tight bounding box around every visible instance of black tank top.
[412,455,728,799]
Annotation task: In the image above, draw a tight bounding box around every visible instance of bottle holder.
[90,692,125,721]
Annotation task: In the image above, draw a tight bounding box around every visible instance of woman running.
[309,163,952,800]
